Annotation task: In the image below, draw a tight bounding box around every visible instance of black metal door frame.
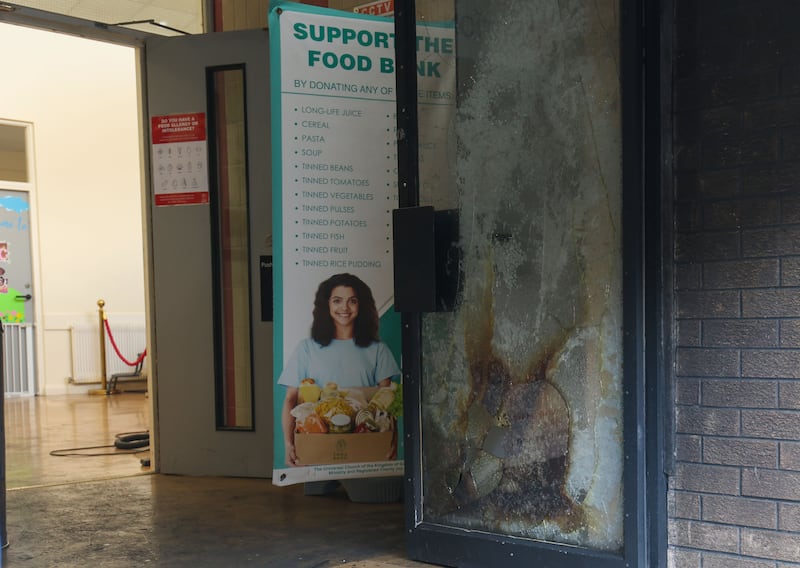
[392,0,669,565]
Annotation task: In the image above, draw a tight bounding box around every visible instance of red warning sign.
[151,113,209,206]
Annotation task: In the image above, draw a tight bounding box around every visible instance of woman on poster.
[278,272,401,466]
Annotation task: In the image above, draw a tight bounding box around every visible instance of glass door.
[394,0,657,565]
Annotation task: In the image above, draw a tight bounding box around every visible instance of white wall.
[0,23,145,394]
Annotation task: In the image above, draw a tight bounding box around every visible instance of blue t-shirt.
[278,338,400,388]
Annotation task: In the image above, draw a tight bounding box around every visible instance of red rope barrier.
[103,319,146,367]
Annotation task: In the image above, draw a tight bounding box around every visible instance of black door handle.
[15,294,32,301]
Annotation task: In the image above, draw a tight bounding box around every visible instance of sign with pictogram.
[151,112,209,206]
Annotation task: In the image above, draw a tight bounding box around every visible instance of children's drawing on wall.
[0,266,24,323]
[0,194,29,322]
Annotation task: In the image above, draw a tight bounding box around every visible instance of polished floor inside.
[2,393,433,567]
[6,393,151,489]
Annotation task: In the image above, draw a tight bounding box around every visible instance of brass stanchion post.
[89,299,109,395]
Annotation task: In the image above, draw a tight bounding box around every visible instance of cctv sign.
[353,0,393,17]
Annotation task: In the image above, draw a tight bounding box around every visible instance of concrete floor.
[1,394,435,567]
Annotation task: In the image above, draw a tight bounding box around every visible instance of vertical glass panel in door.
[0,189,35,396]
[0,124,28,183]
[209,67,254,430]
[418,0,623,551]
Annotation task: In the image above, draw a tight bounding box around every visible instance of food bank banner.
[269,1,454,485]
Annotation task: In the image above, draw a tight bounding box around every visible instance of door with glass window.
[145,29,273,476]
[0,120,37,396]
[394,0,662,565]
[0,188,35,396]
[0,190,34,329]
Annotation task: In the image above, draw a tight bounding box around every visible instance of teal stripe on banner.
[379,308,401,369]
[270,0,397,22]
[269,5,284,379]
[268,5,286,471]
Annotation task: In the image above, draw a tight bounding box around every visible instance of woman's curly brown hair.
[311,273,379,347]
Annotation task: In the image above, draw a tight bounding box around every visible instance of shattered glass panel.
[418,0,623,551]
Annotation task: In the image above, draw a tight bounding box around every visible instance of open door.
[144,29,273,477]
[394,0,664,566]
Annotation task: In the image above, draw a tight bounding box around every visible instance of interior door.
[144,29,273,477]
[0,188,35,396]
[395,0,657,566]
[0,190,34,322]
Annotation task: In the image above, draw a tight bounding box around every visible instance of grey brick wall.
[671,1,800,566]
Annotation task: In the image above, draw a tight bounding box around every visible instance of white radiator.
[3,323,35,395]
[70,323,146,383]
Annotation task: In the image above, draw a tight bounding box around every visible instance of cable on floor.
[49,430,150,457]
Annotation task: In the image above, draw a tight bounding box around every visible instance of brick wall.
[670,1,800,566]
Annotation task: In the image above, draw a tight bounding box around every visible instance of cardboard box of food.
[295,431,394,465]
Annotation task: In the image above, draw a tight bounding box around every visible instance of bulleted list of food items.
[282,99,396,323]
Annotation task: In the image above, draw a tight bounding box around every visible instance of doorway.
[1,5,278,482]
[0,183,35,396]
[0,22,151,486]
